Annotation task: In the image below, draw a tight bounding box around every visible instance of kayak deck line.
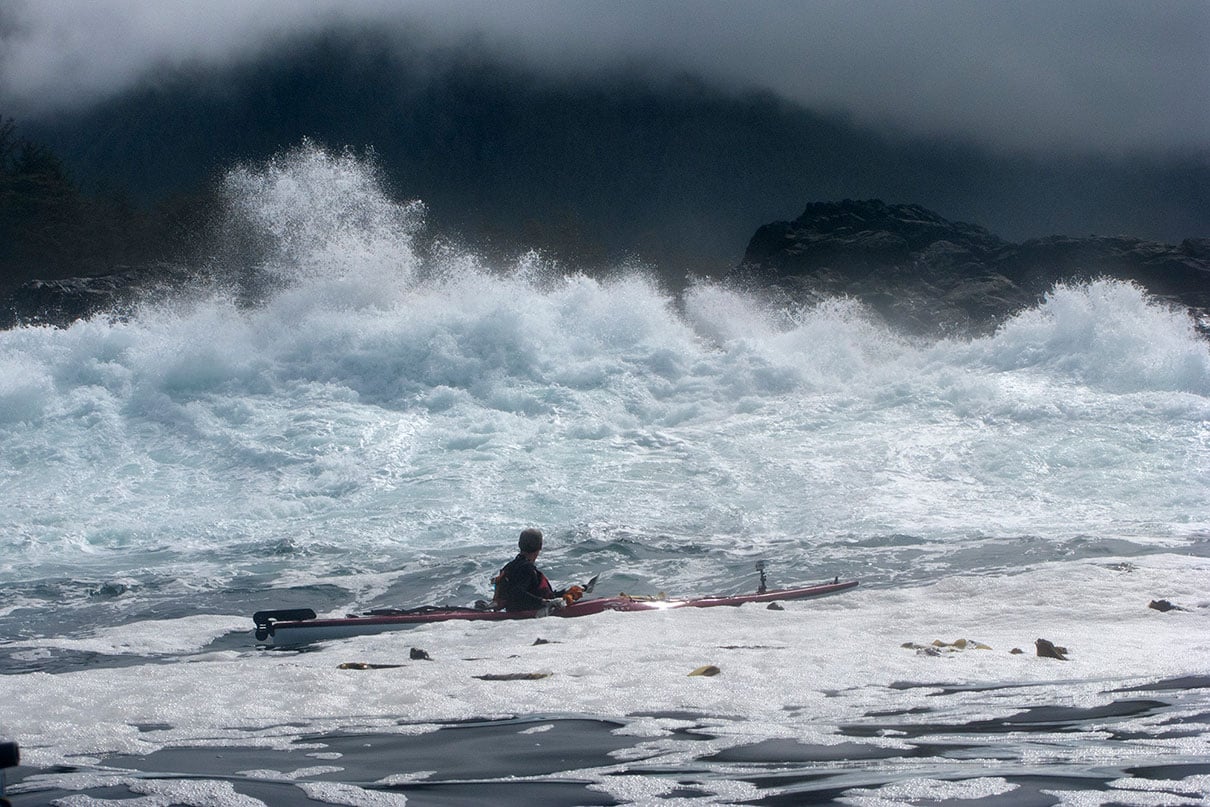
[253,578,859,646]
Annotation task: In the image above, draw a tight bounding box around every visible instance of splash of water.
[0,144,1207,598]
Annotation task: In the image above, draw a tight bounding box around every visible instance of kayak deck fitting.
[253,578,859,646]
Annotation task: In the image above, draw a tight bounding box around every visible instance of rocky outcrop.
[1035,638,1069,660]
[733,199,1210,335]
[5,200,1209,335]
[0,263,199,330]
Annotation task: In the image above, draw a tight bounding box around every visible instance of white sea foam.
[295,781,410,806]
[2,145,1208,802]
[6,555,1209,769]
[3,614,248,656]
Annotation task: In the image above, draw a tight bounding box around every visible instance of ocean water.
[2,144,1209,805]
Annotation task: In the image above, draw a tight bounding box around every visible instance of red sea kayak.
[253,578,859,646]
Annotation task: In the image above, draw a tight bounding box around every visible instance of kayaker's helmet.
[519,528,543,553]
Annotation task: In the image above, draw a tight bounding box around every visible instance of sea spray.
[974,279,1210,394]
[222,141,424,280]
[0,143,1206,592]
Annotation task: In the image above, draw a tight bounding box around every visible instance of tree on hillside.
[2,115,227,301]
[0,116,85,283]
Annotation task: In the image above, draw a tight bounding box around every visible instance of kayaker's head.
[518,528,543,557]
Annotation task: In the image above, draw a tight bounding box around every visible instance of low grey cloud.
[2,0,1207,155]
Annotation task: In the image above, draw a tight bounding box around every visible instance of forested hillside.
[6,27,1209,297]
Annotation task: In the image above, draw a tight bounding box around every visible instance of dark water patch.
[1,576,344,628]
[1001,699,1170,729]
[1064,535,1168,559]
[1114,675,1210,692]
[888,679,1002,693]
[201,627,266,654]
[11,704,1210,806]
[866,705,935,718]
[1127,761,1210,780]
[708,738,939,763]
[10,717,631,806]
[833,533,936,548]
[1160,709,1210,726]
[842,698,1171,739]
[0,580,356,673]
[225,536,359,561]
[88,580,135,599]
[386,780,617,805]
[565,533,648,560]
[664,785,714,798]
[932,534,1167,578]
[5,576,157,606]
[134,722,173,732]
[745,786,851,806]
[808,532,1207,586]
[0,647,155,675]
[311,717,631,781]
[1107,706,1210,741]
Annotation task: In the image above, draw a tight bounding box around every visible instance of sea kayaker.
[492,528,584,611]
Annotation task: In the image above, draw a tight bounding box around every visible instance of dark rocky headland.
[4,199,1209,336]
[731,199,1210,337]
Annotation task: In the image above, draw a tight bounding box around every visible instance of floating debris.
[688,665,721,677]
[338,662,403,670]
[474,672,551,681]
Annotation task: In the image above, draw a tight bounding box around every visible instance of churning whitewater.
[2,145,1208,805]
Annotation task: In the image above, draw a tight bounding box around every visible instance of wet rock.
[934,638,991,650]
[901,638,992,656]
[731,199,1210,337]
[474,672,551,681]
[1,263,198,329]
[1036,639,1068,660]
[410,647,432,660]
[766,602,784,611]
[338,662,404,670]
[688,665,721,677]
[1148,599,1186,612]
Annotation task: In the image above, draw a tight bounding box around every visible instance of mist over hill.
[7,26,1210,295]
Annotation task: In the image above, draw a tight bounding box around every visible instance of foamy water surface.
[2,145,1208,805]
